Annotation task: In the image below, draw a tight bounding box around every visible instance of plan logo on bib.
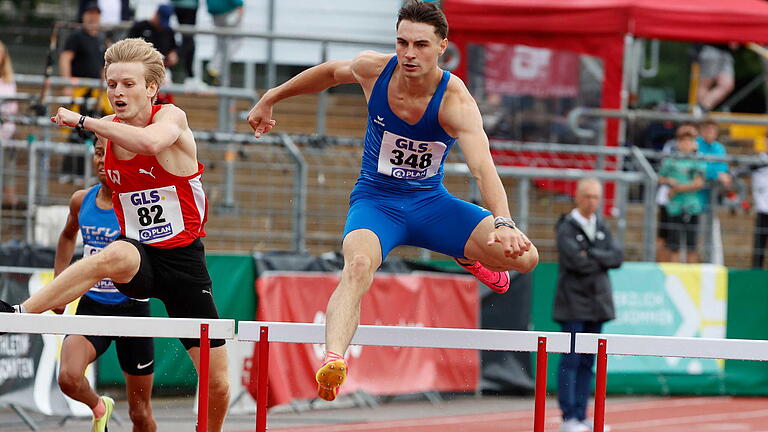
[378,131,446,180]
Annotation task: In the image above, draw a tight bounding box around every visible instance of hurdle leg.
[593,338,608,432]
[533,336,548,432]
[197,323,210,432]
[255,326,270,432]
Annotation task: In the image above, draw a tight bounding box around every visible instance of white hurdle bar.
[575,333,768,432]
[237,321,572,432]
[575,333,768,361]
[0,314,235,431]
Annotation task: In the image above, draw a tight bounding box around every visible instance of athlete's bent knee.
[96,242,139,281]
[57,369,81,396]
[346,255,374,281]
[517,247,539,274]
[208,377,230,402]
[129,404,155,431]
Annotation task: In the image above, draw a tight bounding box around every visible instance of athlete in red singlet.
[104,103,208,249]
[0,38,230,432]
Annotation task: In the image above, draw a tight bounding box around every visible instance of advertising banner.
[604,263,728,374]
[249,271,479,406]
[0,269,93,416]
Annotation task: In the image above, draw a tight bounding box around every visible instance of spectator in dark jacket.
[554,178,623,432]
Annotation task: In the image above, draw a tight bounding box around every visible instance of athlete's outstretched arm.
[54,190,86,277]
[248,51,388,137]
[52,189,86,313]
[442,78,531,258]
[51,105,186,155]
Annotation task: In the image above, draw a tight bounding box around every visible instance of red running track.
[248,397,768,432]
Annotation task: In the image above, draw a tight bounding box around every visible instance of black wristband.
[76,115,86,130]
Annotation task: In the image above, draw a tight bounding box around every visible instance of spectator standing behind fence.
[205,0,243,85]
[696,119,732,207]
[78,0,132,25]
[171,0,200,86]
[127,4,178,103]
[0,40,20,210]
[59,2,111,112]
[62,2,106,87]
[658,129,706,263]
[59,2,111,180]
[554,178,623,432]
[695,44,736,113]
[752,153,768,268]
[656,123,698,262]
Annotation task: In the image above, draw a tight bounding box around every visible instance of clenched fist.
[50,107,82,128]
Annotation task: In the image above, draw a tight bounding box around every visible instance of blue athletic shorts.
[343,182,492,259]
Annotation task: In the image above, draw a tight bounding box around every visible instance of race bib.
[83,244,117,291]
[377,131,446,180]
[119,186,185,244]
[83,244,102,256]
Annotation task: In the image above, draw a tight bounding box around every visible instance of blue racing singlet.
[79,184,129,305]
[359,56,456,191]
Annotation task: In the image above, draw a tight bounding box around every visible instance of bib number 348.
[377,131,446,180]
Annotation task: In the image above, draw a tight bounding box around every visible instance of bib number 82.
[390,150,433,169]
[137,205,166,227]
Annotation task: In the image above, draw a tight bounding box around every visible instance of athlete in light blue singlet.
[78,184,128,304]
[54,140,156,432]
[248,0,539,402]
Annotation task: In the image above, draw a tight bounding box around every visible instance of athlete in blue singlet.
[54,140,156,432]
[247,0,539,401]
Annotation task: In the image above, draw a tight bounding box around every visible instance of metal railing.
[568,107,768,139]
[13,22,391,135]
[4,120,765,263]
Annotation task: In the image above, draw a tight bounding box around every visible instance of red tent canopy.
[444,0,768,44]
[444,0,768,117]
[442,0,768,209]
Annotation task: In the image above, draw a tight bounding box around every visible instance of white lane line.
[609,408,768,429]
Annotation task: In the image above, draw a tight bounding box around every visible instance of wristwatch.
[493,216,516,230]
[76,115,87,130]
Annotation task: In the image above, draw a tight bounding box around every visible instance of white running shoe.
[560,418,589,432]
[582,419,612,432]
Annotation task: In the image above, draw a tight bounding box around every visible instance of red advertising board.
[248,272,479,406]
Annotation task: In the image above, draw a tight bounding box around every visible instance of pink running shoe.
[454,259,510,294]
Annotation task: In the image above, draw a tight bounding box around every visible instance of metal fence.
[4,117,764,268]
[2,24,767,266]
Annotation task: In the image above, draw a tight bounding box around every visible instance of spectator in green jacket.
[658,129,707,263]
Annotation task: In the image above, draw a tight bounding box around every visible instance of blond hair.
[0,41,14,83]
[104,38,165,89]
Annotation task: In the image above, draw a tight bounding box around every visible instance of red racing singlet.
[103,104,208,249]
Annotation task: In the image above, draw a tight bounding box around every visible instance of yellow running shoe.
[91,396,114,432]
[315,352,347,401]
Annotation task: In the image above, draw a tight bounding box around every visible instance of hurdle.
[575,333,768,432]
[237,321,572,432]
[0,314,235,431]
